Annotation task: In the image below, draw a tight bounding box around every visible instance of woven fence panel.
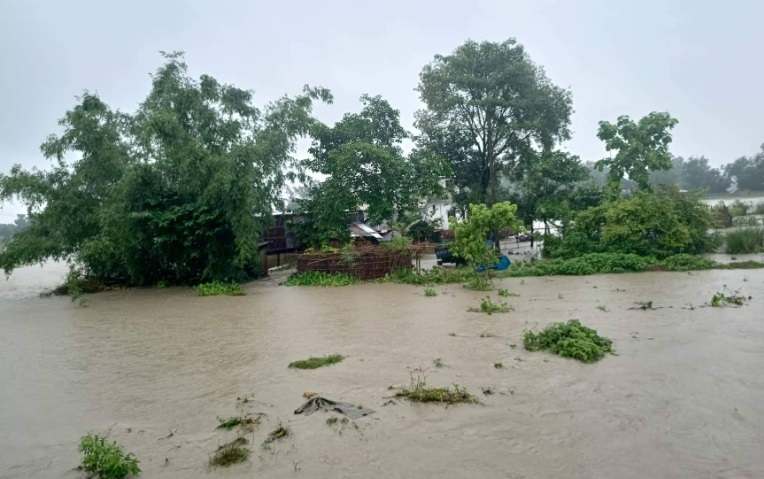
[296,248,412,280]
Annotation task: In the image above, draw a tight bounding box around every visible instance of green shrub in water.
[725,228,764,254]
[524,319,613,363]
[288,354,344,369]
[196,280,245,296]
[283,271,356,287]
[78,433,140,479]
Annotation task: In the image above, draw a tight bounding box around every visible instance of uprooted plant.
[710,286,751,307]
[468,296,512,314]
[524,319,614,363]
[263,422,290,444]
[209,438,250,467]
[288,354,344,369]
[78,433,140,479]
[217,414,262,432]
[395,373,477,405]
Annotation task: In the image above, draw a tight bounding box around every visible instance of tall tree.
[0,52,331,284]
[415,38,573,210]
[723,145,764,192]
[595,112,678,199]
[681,156,728,193]
[294,95,448,247]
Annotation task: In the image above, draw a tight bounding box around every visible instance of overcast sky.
[2,0,763,218]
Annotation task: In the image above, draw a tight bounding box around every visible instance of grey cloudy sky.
[1,0,763,217]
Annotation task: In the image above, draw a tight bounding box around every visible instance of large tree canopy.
[415,38,573,210]
[0,52,332,284]
[595,112,678,198]
[294,95,448,247]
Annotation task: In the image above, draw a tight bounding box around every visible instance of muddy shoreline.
[2,263,764,478]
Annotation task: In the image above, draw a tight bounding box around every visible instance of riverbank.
[1,262,763,478]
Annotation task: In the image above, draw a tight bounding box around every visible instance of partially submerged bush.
[196,281,245,296]
[663,254,716,271]
[711,287,750,307]
[725,228,764,254]
[263,423,290,444]
[288,354,344,369]
[729,199,750,217]
[502,253,657,277]
[396,376,477,404]
[424,288,438,297]
[210,438,250,467]
[545,186,718,259]
[468,296,512,314]
[382,266,474,285]
[78,433,140,479]
[283,271,356,287]
[524,319,613,363]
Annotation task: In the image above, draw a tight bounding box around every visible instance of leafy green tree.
[511,150,589,235]
[681,156,728,192]
[449,202,523,267]
[596,112,678,199]
[415,38,573,209]
[295,95,448,247]
[0,52,331,284]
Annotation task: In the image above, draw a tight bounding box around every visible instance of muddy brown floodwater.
[2,261,764,478]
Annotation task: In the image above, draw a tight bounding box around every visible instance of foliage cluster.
[196,281,245,296]
[524,319,613,363]
[468,296,512,314]
[381,266,474,285]
[283,271,356,287]
[424,288,438,297]
[0,53,331,286]
[725,228,764,254]
[544,186,719,259]
[78,433,140,479]
[710,287,750,307]
[288,354,344,369]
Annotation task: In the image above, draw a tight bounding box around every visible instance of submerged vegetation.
[395,376,477,404]
[288,354,344,369]
[283,271,356,287]
[424,287,438,297]
[710,287,750,307]
[524,319,613,363]
[196,281,245,297]
[78,433,140,479]
[725,228,764,254]
[468,296,512,314]
[217,414,260,432]
[209,438,250,467]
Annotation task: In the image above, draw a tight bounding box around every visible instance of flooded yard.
[2,263,764,478]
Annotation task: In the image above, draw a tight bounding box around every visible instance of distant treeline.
[587,145,764,194]
[0,215,28,239]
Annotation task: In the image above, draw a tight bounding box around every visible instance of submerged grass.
[395,375,477,405]
[196,281,245,296]
[217,414,260,432]
[209,438,249,467]
[524,319,613,363]
[424,288,438,297]
[283,271,356,287]
[264,423,290,443]
[288,354,344,369]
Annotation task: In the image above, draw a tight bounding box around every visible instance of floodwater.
[2,262,764,479]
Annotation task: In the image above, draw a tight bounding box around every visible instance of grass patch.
[432,357,444,368]
[326,417,339,426]
[209,438,250,467]
[468,296,512,314]
[395,376,477,404]
[424,288,438,297]
[725,228,764,254]
[78,433,140,479]
[595,304,609,312]
[493,362,503,369]
[497,288,519,297]
[524,319,614,363]
[288,354,344,369]
[196,281,245,296]
[217,414,260,432]
[283,271,356,287]
[381,267,474,285]
[463,274,493,291]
